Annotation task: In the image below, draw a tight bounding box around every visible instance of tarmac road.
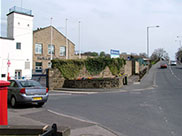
[8,62,182,136]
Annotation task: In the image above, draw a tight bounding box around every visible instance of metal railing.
[9,6,32,16]
[40,124,57,136]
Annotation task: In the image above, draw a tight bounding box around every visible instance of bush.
[52,59,84,79]
[106,58,125,75]
[85,57,107,75]
[52,57,126,79]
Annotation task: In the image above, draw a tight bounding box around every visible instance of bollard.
[125,76,127,85]
[0,80,10,125]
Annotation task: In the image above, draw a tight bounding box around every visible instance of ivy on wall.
[52,59,84,79]
[52,57,126,79]
[85,57,107,75]
[107,58,126,75]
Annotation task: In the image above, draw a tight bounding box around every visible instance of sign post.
[7,60,11,80]
[110,49,120,58]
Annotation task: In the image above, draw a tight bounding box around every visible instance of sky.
[1,0,182,60]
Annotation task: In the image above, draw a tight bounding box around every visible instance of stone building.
[33,26,75,73]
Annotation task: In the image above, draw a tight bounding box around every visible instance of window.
[1,74,6,78]
[16,42,21,49]
[60,46,66,56]
[35,62,42,73]
[25,61,30,69]
[15,70,22,79]
[35,43,43,54]
[48,44,55,55]
[19,80,41,87]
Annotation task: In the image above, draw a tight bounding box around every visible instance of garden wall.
[63,77,126,89]
[124,61,132,77]
[48,66,126,90]
[48,68,65,90]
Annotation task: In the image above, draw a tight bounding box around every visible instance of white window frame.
[48,44,55,55]
[35,43,43,54]
[60,46,66,56]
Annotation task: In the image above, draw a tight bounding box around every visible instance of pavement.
[7,68,153,136]
[8,106,120,136]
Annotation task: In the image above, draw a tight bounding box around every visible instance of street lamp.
[65,18,68,59]
[50,17,53,61]
[176,36,182,47]
[78,21,81,59]
[147,25,160,58]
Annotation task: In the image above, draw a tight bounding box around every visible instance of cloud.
[2,0,182,59]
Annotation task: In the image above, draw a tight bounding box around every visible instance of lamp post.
[50,17,53,61]
[65,18,68,59]
[176,36,182,47]
[78,21,81,59]
[147,25,160,58]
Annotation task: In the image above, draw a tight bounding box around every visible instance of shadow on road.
[8,103,43,109]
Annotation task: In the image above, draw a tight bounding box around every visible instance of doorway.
[15,70,22,79]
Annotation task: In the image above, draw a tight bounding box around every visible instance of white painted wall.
[0,11,33,81]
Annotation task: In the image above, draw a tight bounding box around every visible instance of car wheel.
[10,96,17,108]
[37,102,44,107]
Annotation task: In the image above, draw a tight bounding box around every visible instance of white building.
[0,6,33,80]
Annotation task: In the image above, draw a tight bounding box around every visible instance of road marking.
[49,93,72,96]
[48,109,121,136]
[171,131,175,136]
[47,109,98,124]
[169,66,181,81]
[50,90,98,95]
[158,106,162,111]
[153,70,158,88]
[131,87,154,92]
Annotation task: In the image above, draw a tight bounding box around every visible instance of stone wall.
[77,66,115,79]
[135,61,140,74]
[48,68,65,90]
[63,77,125,89]
[32,74,47,87]
[48,66,125,89]
[48,60,147,89]
[124,61,132,77]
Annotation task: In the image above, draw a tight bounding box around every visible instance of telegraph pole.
[78,21,81,59]
[65,18,68,59]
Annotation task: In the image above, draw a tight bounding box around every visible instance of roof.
[7,6,33,17]
[33,26,75,46]
[0,37,14,40]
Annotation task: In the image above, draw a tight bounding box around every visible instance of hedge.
[52,57,126,79]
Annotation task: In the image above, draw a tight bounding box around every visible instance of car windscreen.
[19,80,41,87]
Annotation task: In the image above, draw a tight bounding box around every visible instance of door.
[15,70,22,79]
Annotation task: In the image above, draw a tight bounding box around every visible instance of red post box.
[0,80,10,125]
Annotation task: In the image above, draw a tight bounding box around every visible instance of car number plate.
[33,97,42,100]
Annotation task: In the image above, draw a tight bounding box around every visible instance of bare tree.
[139,53,148,58]
[176,47,182,62]
[150,48,169,61]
